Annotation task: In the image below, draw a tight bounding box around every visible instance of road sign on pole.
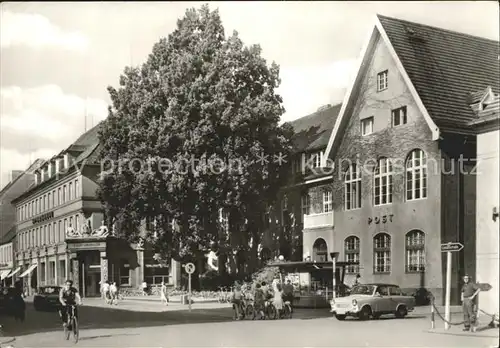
[184,263,195,312]
[441,242,463,330]
[441,242,464,252]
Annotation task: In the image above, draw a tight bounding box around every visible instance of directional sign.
[441,242,464,252]
[184,263,196,274]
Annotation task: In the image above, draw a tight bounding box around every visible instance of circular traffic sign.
[184,262,195,274]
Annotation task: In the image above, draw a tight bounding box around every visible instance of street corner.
[427,326,500,339]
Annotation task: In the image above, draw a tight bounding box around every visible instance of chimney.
[40,168,45,182]
[55,158,60,173]
[34,171,39,185]
[9,170,23,182]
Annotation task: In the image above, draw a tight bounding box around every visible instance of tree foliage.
[97,5,294,265]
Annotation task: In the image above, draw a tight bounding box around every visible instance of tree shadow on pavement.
[1,304,332,337]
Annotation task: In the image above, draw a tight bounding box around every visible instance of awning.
[0,269,11,280]
[6,267,21,278]
[19,264,37,278]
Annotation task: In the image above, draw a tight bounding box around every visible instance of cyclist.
[282,279,294,307]
[59,279,82,329]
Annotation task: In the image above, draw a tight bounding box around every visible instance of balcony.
[303,211,334,230]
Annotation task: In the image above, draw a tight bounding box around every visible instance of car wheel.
[335,314,346,321]
[358,306,372,321]
[395,305,408,318]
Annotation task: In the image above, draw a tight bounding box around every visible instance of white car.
[330,283,415,320]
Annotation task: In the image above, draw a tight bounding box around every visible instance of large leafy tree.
[97,5,293,272]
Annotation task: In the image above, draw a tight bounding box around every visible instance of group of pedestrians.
[100,280,119,305]
[232,279,295,320]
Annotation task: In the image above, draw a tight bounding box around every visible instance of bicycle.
[244,299,256,320]
[63,304,79,343]
[281,300,293,319]
[264,300,277,320]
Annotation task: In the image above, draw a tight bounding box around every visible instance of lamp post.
[330,252,339,300]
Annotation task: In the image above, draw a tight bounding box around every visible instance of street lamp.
[330,252,339,299]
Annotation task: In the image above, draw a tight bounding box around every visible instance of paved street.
[1,300,498,347]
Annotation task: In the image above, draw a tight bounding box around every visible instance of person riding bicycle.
[59,279,82,329]
[282,279,294,307]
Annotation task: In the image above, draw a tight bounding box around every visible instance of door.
[374,285,392,312]
[388,285,404,311]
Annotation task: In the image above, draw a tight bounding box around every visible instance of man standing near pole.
[461,274,480,332]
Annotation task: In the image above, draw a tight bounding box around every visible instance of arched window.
[374,157,393,205]
[406,149,427,200]
[344,236,360,273]
[406,230,425,272]
[344,163,361,210]
[373,233,391,273]
[313,238,328,262]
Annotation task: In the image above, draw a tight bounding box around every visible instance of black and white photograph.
[0,1,499,347]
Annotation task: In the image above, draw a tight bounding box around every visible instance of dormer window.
[310,152,322,169]
[377,70,388,91]
[63,154,70,169]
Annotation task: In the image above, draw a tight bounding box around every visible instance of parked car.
[34,286,62,311]
[330,283,415,321]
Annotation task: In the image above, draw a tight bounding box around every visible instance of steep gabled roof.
[289,104,342,153]
[0,159,44,197]
[378,14,500,132]
[325,14,500,162]
[12,123,103,203]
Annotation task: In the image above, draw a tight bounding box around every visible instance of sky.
[0,1,499,190]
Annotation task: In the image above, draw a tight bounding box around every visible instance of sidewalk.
[80,297,232,312]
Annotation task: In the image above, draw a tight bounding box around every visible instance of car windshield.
[40,286,61,294]
[350,285,376,295]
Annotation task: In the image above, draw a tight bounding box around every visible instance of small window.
[301,194,310,216]
[361,117,373,136]
[323,190,333,213]
[392,106,407,127]
[377,70,388,91]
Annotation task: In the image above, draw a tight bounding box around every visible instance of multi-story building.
[0,234,15,286]
[297,15,498,305]
[470,90,499,316]
[12,125,180,296]
[0,161,44,284]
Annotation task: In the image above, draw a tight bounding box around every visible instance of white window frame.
[405,230,426,272]
[374,157,393,206]
[309,152,322,169]
[373,233,391,273]
[405,149,428,201]
[344,236,360,274]
[344,164,362,210]
[377,70,388,91]
[392,106,408,127]
[361,117,374,136]
[323,190,332,213]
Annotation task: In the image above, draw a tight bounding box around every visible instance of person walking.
[160,282,169,305]
[102,281,110,304]
[109,282,118,305]
[461,274,481,332]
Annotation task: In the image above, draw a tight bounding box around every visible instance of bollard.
[430,296,435,329]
